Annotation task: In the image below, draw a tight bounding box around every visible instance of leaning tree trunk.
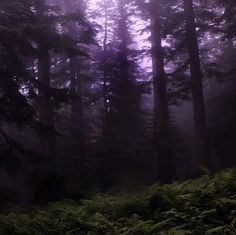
[38,43,56,156]
[150,0,175,183]
[184,0,210,168]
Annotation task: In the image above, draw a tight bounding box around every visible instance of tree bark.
[184,0,210,168]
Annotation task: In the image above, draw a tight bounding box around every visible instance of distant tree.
[59,0,96,155]
[34,0,57,156]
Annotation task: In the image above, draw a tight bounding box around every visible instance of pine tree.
[184,0,210,168]
[60,0,87,155]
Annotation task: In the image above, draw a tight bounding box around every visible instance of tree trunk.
[150,0,175,183]
[150,2,168,142]
[184,0,210,168]
[60,0,86,155]
[103,1,109,117]
[38,43,56,156]
[118,0,129,86]
[69,57,85,155]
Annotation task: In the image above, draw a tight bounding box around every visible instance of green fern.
[0,168,235,235]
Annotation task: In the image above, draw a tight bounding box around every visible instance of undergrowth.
[0,168,235,234]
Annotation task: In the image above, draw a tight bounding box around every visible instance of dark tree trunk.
[38,43,56,156]
[61,0,86,155]
[118,0,129,87]
[150,4,168,142]
[184,0,210,168]
[103,1,109,117]
[150,0,175,183]
[69,57,85,155]
[101,1,112,142]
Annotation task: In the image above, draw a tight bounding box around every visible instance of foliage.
[0,168,235,234]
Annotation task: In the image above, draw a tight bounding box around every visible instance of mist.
[0,0,236,233]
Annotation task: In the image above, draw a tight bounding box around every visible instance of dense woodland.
[0,0,236,205]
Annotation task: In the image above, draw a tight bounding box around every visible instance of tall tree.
[117,0,129,86]
[35,0,57,156]
[63,0,86,155]
[184,0,209,168]
[102,0,110,117]
[151,0,176,182]
[150,0,169,143]
[38,42,56,156]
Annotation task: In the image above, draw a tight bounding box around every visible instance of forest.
[0,0,236,233]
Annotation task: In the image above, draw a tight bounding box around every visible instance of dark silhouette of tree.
[59,0,94,156]
[133,0,176,182]
[150,0,169,145]
[34,0,57,156]
[184,0,209,168]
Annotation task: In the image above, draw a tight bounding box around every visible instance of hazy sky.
[88,0,152,71]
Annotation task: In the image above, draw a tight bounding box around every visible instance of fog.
[0,0,235,205]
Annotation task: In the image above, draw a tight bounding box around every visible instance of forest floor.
[0,168,235,235]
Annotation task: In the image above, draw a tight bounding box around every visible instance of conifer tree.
[184,0,209,168]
